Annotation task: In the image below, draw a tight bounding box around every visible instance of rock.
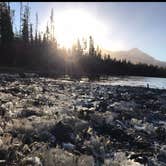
[43,148,78,166]
[21,156,42,166]
[0,160,6,164]
[0,138,3,147]
[0,107,6,116]
[0,148,8,160]
[18,108,42,118]
[96,100,108,112]
[110,100,137,111]
[62,143,76,151]
[2,133,13,145]
[30,142,49,154]
[105,152,143,166]
[19,73,26,78]
[78,155,95,166]
[129,153,149,165]
[0,127,4,136]
[157,145,166,163]
[52,121,75,143]
[0,74,165,165]
[52,117,89,144]
[155,126,166,142]
[22,144,31,154]
[2,102,14,111]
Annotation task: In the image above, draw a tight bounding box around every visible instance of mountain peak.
[129,48,141,52]
[102,47,166,68]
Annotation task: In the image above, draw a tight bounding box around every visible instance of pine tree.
[22,5,29,43]
[30,23,33,43]
[43,33,46,44]
[82,37,87,54]
[35,12,38,44]
[38,32,41,44]
[0,2,14,45]
[76,38,83,56]
[50,8,54,41]
[72,42,77,56]
[46,24,49,41]
[96,45,102,58]
[89,36,95,56]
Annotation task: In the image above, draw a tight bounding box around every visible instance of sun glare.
[39,9,127,51]
[54,9,108,49]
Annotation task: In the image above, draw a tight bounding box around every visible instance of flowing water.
[93,76,166,89]
[59,75,166,89]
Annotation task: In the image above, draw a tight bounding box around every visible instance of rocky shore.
[0,73,165,166]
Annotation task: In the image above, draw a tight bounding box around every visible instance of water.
[56,75,166,89]
[93,76,166,89]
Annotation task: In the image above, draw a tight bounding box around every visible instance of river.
[59,75,166,89]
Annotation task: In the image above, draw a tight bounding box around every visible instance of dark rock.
[157,146,166,163]
[18,108,42,118]
[52,121,75,144]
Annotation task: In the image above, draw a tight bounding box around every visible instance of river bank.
[0,73,165,165]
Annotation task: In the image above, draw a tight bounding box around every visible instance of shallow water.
[94,76,166,89]
[58,75,166,89]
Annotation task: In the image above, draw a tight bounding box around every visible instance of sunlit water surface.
[59,76,166,90]
[94,76,166,89]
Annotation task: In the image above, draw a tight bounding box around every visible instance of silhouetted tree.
[38,32,41,44]
[76,38,83,56]
[43,33,46,44]
[30,23,33,43]
[22,5,29,43]
[89,36,95,56]
[46,24,49,41]
[35,12,38,44]
[0,2,14,45]
[0,4,166,78]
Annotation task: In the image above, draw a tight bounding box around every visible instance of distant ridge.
[102,48,166,68]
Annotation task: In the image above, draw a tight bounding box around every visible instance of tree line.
[1,2,166,78]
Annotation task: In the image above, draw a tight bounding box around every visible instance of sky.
[10,2,166,61]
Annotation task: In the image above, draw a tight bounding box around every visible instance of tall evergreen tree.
[76,38,83,56]
[0,2,14,45]
[30,23,33,43]
[46,24,50,41]
[82,37,87,54]
[35,12,38,44]
[50,8,54,41]
[43,33,46,44]
[22,5,29,43]
[38,32,41,44]
[89,36,95,56]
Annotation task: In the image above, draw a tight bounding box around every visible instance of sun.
[39,9,127,51]
[54,9,108,49]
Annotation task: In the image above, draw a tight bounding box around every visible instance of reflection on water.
[93,76,166,89]
[58,75,166,89]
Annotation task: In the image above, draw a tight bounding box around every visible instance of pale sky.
[10,2,166,61]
